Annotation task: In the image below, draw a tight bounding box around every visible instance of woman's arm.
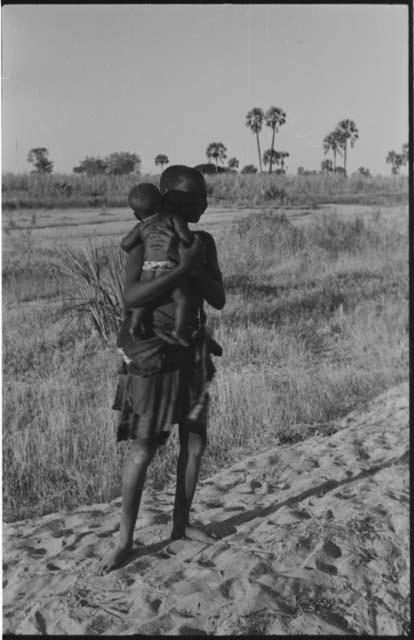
[123,236,204,309]
[186,231,225,310]
[171,214,194,246]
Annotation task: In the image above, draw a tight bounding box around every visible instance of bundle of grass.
[57,241,127,341]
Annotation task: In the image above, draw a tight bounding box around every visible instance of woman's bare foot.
[185,524,218,543]
[171,524,218,544]
[99,543,133,574]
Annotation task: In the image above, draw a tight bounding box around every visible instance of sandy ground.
[3,382,409,635]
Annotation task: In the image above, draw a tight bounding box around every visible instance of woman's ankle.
[117,534,133,550]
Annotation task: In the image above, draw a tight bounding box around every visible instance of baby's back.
[140,213,179,263]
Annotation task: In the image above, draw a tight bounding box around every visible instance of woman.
[101,165,225,573]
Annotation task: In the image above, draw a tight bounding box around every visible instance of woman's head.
[160,165,207,222]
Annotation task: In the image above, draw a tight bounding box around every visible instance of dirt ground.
[2,203,408,256]
[3,383,409,635]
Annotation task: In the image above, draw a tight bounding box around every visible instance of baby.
[120,183,194,346]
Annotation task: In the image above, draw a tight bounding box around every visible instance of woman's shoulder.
[193,229,216,247]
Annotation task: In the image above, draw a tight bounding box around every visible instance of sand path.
[3,382,409,635]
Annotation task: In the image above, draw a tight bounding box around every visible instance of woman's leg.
[100,431,157,573]
[171,423,214,542]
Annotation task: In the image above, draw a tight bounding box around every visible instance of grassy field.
[2,171,408,210]
[2,200,408,522]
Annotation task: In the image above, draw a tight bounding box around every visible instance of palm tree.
[386,150,403,175]
[336,119,359,176]
[228,157,239,172]
[263,149,278,172]
[276,151,289,173]
[265,106,286,174]
[206,142,227,172]
[401,143,409,165]
[321,158,333,173]
[323,131,343,170]
[246,108,265,173]
[357,166,371,177]
[155,154,169,171]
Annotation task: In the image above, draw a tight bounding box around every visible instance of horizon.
[2,4,409,177]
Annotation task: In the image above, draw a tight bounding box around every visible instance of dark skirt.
[113,316,215,444]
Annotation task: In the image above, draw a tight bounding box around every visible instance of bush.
[56,241,127,341]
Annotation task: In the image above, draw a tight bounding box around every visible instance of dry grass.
[2,206,408,521]
[2,171,408,209]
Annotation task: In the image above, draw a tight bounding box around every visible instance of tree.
[228,157,239,172]
[194,163,227,175]
[246,108,264,173]
[265,106,286,174]
[357,166,371,177]
[336,119,359,176]
[105,152,141,175]
[206,142,227,172]
[241,164,258,174]
[27,147,53,173]
[297,166,305,176]
[321,158,333,173]
[155,154,169,171]
[263,149,279,172]
[401,143,409,165]
[323,131,343,170]
[386,150,403,175]
[275,151,289,173]
[73,156,107,175]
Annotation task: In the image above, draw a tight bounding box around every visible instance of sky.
[1,4,409,176]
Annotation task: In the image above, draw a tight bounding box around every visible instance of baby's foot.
[129,325,145,340]
[99,543,133,574]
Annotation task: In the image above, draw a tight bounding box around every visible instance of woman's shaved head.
[160,165,207,196]
[160,165,207,222]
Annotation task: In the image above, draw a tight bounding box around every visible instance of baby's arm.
[120,223,142,253]
[171,214,194,247]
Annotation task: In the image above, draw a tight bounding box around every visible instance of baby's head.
[128,183,162,220]
[160,165,207,223]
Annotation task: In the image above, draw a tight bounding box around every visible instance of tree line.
[26,112,408,177]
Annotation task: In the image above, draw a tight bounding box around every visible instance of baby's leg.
[172,278,191,347]
[129,307,146,338]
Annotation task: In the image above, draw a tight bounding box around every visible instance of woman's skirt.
[113,322,215,444]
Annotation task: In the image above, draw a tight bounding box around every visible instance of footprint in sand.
[322,540,342,558]
[313,539,343,575]
[20,545,48,557]
[202,499,224,509]
[315,558,338,575]
[96,528,119,539]
[51,528,74,538]
[150,513,171,525]
[291,509,312,520]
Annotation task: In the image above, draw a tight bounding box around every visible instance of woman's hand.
[177,234,204,274]
[186,231,225,310]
